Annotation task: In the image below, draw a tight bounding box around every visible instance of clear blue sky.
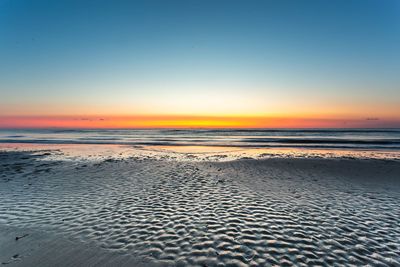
[0,0,399,121]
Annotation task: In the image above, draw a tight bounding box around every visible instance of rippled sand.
[1,150,399,266]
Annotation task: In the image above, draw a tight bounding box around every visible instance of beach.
[1,146,399,266]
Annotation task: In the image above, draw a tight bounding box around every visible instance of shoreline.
[1,143,400,162]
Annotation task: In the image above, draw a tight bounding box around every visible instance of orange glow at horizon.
[0,115,399,129]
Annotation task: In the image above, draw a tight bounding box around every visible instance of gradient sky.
[0,0,399,128]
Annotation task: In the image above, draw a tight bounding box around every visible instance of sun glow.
[1,115,399,129]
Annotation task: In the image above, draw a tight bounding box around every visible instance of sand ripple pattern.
[1,152,400,266]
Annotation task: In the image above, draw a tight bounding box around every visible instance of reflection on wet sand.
[1,143,400,162]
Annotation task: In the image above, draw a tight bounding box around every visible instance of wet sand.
[1,150,400,266]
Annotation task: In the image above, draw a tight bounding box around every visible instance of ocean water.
[0,128,400,150]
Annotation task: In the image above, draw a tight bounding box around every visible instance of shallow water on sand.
[1,143,400,162]
[0,150,399,266]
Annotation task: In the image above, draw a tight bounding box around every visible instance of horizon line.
[1,115,400,129]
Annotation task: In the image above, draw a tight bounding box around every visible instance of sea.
[0,128,400,149]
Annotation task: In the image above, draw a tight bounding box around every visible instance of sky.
[0,0,399,128]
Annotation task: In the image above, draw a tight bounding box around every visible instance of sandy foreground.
[0,150,400,266]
